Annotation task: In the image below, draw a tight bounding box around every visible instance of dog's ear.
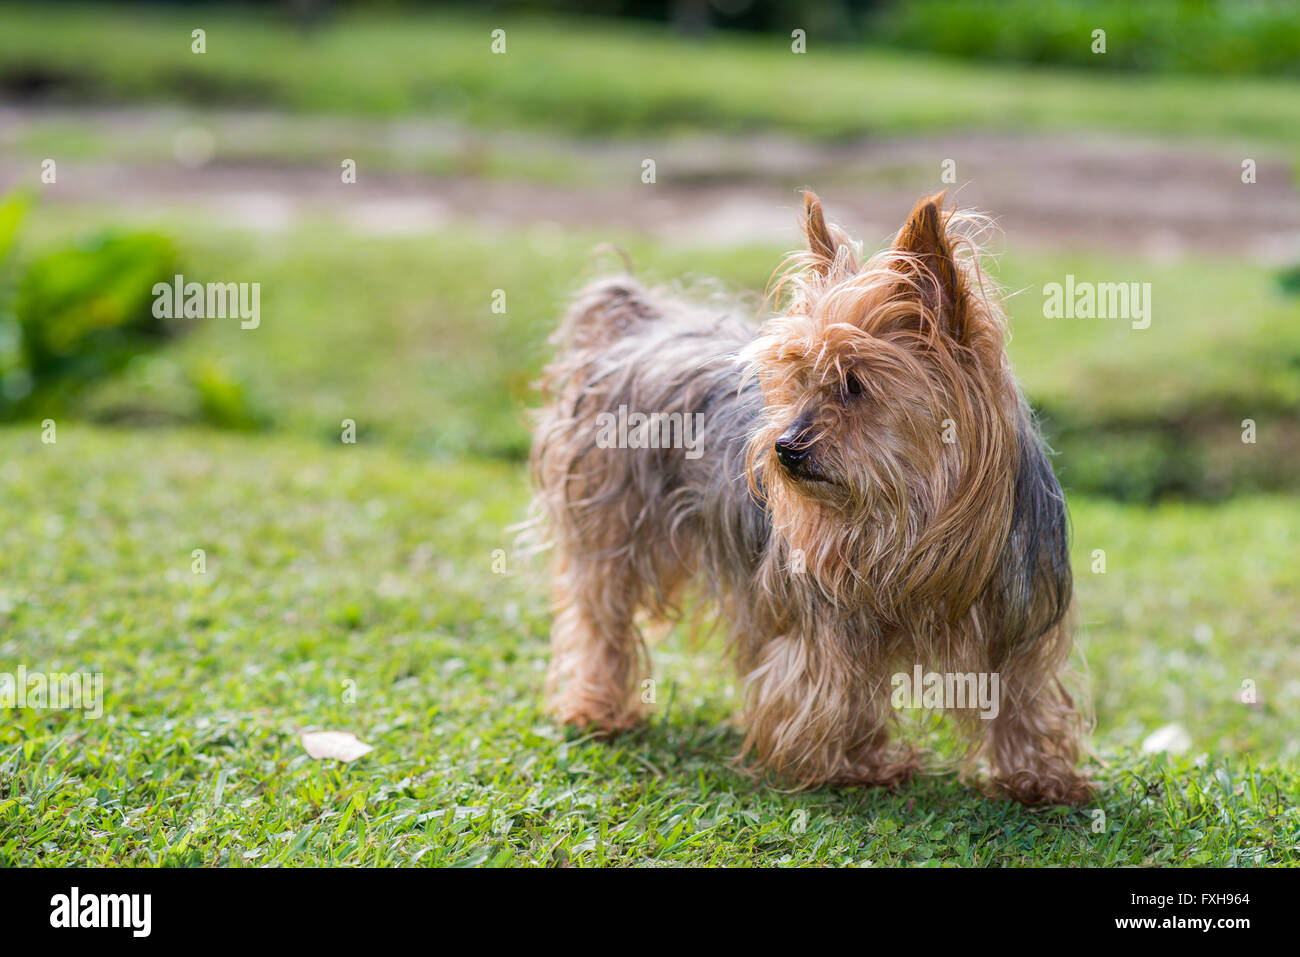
[893,192,968,339]
[801,190,856,278]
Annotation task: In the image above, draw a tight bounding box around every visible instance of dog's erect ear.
[801,190,856,278]
[893,192,967,338]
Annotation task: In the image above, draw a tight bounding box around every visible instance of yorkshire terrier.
[530,191,1092,806]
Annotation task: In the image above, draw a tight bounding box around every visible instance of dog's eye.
[844,372,864,396]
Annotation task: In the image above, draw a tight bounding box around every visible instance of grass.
[1,427,1296,866]
[2,4,1300,148]
[871,0,1300,78]
[5,107,599,186]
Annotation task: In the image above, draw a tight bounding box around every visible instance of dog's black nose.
[775,433,811,471]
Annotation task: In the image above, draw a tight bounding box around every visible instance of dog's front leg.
[738,626,918,790]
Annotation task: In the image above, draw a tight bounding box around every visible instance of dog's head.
[744,191,1020,615]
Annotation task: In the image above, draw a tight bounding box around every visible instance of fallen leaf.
[1141,723,1191,755]
[301,730,374,762]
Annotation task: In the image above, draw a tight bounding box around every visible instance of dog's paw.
[995,768,1095,806]
[550,691,644,736]
[831,748,923,791]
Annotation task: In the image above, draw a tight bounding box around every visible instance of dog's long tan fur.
[529,191,1092,805]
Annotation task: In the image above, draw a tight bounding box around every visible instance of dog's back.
[530,277,767,635]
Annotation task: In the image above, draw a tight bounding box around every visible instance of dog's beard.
[756,447,914,614]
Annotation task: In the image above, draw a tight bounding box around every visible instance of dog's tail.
[554,276,663,353]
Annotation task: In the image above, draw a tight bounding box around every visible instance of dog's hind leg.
[983,621,1094,806]
[546,548,648,734]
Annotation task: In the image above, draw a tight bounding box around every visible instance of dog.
[529,191,1092,806]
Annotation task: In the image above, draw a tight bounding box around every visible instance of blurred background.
[0,1,1297,865]
[2,0,1298,493]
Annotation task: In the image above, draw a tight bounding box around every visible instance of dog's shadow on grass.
[565,713,1101,839]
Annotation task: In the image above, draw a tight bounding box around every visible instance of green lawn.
[1,427,1295,866]
[3,4,1300,147]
